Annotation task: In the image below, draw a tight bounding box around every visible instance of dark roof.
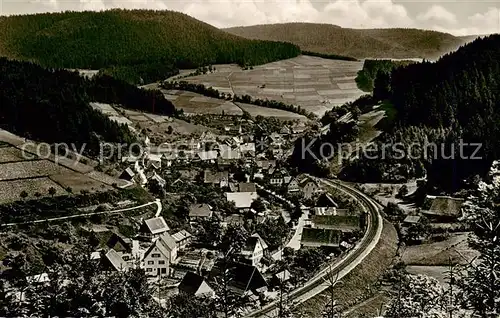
[230,263,267,294]
[204,170,229,184]
[242,237,260,253]
[423,196,464,217]
[316,193,339,208]
[106,232,132,253]
[178,272,205,295]
[312,215,362,231]
[301,228,342,247]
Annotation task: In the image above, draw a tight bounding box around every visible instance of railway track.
[245,178,383,317]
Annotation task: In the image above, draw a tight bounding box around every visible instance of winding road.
[245,178,383,317]
[1,199,162,227]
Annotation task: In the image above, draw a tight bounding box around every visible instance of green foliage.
[0,9,300,83]
[355,59,414,92]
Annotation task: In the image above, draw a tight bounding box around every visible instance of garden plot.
[0,177,66,203]
[50,171,110,193]
[0,160,66,181]
[0,147,29,163]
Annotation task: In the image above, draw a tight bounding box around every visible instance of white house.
[142,232,178,277]
[226,192,258,210]
[240,235,267,266]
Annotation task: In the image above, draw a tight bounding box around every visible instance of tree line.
[355,59,414,92]
[0,58,182,155]
[344,35,500,192]
[162,80,317,119]
[0,9,301,84]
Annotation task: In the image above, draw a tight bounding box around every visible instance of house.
[172,230,193,249]
[421,196,464,222]
[280,126,292,135]
[210,262,267,297]
[141,216,170,239]
[229,182,239,192]
[269,169,291,186]
[316,193,339,208]
[226,192,258,210]
[240,143,256,157]
[239,182,257,193]
[178,272,215,298]
[150,172,166,187]
[119,167,135,181]
[106,232,132,254]
[146,153,162,169]
[240,235,267,266]
[311,215,365,232]
[204,170,229,188]
[189,203,213,220]
[26,273,50,285]
[287,178,300,193]
[312,207,337,216]
[300,179,321,199]
[403,215,421,225]
[220,144,241,160]
[251,233,269,251]
[102,249,129,272]
[143,232,178,276]
[272,269,291,285]
[256,160,276,173]
[301,228,342,248]
[197,150,218,162]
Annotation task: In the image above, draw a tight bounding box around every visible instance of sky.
[1,0,499,36]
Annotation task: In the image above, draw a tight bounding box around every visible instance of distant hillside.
[225,23,468,59]
[0,10,300,83]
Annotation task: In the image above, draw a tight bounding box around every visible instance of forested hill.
[342,35,500,191]
[0,10,300,83]
[0,58,178,154]
[225,23,470,60]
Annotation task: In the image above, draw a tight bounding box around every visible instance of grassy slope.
[294,220,398,317]
[0,10,300,82]
[225,23,469,59]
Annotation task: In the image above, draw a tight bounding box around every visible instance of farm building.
[311,215,366,232]
[421,195,464,222]
[189,203,213,220]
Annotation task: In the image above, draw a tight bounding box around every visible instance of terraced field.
[180,55,365,116]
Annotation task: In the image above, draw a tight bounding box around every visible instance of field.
[400,232,479,266]
[0,130,122,203]
[179,55,364,116]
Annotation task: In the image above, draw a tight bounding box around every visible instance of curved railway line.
[246,178,383,317]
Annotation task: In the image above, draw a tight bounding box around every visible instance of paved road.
[1,199,162,227]
[245,178,383,317]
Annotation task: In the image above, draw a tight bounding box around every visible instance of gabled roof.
[189,204,213,218]
[178,272,213,296]
[26,273,50,284]
[274,269,291,282]
[229,263,267,295]
[239,182,257,193]
[403,215,421,224]
[172,230,193,243]
[104,249,129,271]
[197,150,218,161]
[256,160,276,170]
[423,196,464,217]
[147,232,177,258]
[123,167,135,178]
[226,192,258,209]
[251,233,269,250]
[204,170,229,184]
[316,193,339,208]
[143,216,170,235]
[242,237,261,254]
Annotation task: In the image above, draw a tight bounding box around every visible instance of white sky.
[1,0,499,36]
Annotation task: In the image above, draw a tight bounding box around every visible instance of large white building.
[142,232,178,277]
